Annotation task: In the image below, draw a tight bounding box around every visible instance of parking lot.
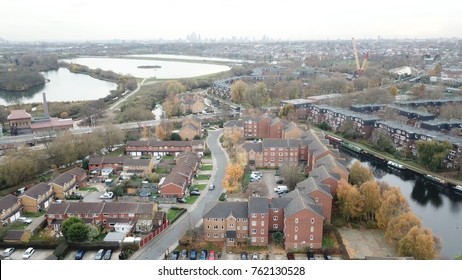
[1,248,54,260]
[64,249,121,260]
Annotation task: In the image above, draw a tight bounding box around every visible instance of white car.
[17,217,32,224]
[99,192,114,199]
[23,247,35,259]
[2,248,15,257]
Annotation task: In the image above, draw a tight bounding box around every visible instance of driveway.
[338,227,397,259]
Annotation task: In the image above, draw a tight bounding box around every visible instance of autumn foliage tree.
[337,181,364,222]
[230,80,247,104]
[348,160,374,186]
[222,163,245,193]
[398,226,440,260]
[385,211,422,242]
[376,187,410,229]
[359,180,381,222]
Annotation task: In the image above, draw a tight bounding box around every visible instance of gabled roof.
[66,167,87,178]
[309,165,341,182]
[21,182,52,200]
[123,158,152,167]
[46,202,70,215]
[102,202,141,214]
[161,173,187,188]
[224,120,244,128]
[282,189,324,218]
[242,142,263,153]
[203,201,248,219]
[262,139,299,148]
[67,202,104,215]
[315,155,348,173]
[50,172,75,186]
[248,197,269,214]
[296,177,332,198]
[0,194,19,212]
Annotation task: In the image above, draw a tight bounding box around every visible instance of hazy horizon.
[1,0,462,42]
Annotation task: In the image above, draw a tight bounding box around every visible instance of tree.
[389,85,399,97]
[359,180,381,222]
[398,226,440,260]
[230,80,247,104]
[87,224,100,242]
[156,120,173,140]
[348,161,374,186]
[338,119,357,139]
[166,80,185,95]
[67,223,90,242]
[279,164,305,191]
[272,232,284,245]
[170,132,182,141]
[386,211,422,242]
[376,187,410,229]
[341,185,364,222]
[44,131,78,168]
[97,124,125,151]
[60,111,69,119]
[222,163,244,193]
[416,140,452,171]
[61,217,85,240]
[370,130,395,154]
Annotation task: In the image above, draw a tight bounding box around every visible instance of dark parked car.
[200,250,207,260]
[103,249,112,260]
[323,249,332,260]
[170,250,179,260]
[177,197,187,203]
[75,249,86,260]
[190,188,201,196]
[307,250,315,260]
[276,179,284,184]
[287,253,295,260]
[190,249,197,260]
[240,252,248,260]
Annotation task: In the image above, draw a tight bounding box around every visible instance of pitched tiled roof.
[21,182,52,200]
[102,202,140,214]
[203,201,248,219]
[123,158,152,167]
[67,202,104,215]
[51,172,75,186]
[47,203,70,215]
[242,142,263,152]
[0,194,19,212]
[296,177,332,198]
[262,139,299,148]
[7,109,31,120]
[309,166,341,182]
[248,197,269,213]
[283,189,323,218]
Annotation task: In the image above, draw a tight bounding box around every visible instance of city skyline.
[1,0,462,42]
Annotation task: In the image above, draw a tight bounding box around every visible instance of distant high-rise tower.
[42,92,49,118]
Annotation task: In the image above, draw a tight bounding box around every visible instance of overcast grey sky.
[1,0,461,41]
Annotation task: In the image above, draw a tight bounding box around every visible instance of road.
[133,129,228,260]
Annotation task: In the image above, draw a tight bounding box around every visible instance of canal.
[340,148,462,259]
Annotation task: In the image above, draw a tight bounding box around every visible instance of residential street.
[133,129,227,259]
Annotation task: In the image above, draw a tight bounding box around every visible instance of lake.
[63,57,231,79]
[341,149,462,259]
[0,57,232,105]
[125,54,254,64]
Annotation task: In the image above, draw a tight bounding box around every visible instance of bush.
[53,242,69,260]
[219,193,227,201]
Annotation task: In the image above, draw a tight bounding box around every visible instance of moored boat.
[387,161,405,170]
[424,174,447,186]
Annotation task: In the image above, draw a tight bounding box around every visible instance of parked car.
[200,250,207,260]
[190,249,197,260]
[287,253,295,260]
[103,249,113,260]
[177,197,187,203]
[74,249,86,260]
[17,217,32,224]
[208,250,216,260]
[2,248,15,257]
[252,253,259,260]
[100,192,114,199]
[240,252,248,260]
[209,184,215,190]
[181,249,188,259]
[190,188,201,196]
[276,179,284,184]
[156,155,162,160]
[170,250,179,260]
[95,249,105,260]
[323,249,332,260]
[22,247,35,259]
[307,250,315,260]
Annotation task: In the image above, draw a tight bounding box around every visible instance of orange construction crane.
[352,38,368,76]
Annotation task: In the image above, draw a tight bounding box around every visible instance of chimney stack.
[42,92,49,118]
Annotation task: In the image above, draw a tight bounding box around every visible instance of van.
[274,185,288,194]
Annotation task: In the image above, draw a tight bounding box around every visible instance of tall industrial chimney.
[42,92,49,118]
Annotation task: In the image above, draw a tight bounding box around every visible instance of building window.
[273,216,278,221]
[237,234,240,238]
[251,213,257,218]
[229,223,234,228]
[229,238,234,242]
[261,221,264,226]
[213,225,218,230]
[207,225,210,229]
[295,226,298,232]
[214,233,218,238]
[295,218,299,224]
[311,226,314,232]
[273,209,278,213]
[237,226,240,230]
[310,235,314,241]
[221,226,224,230]
[207,218,210,221]
[294,234,298,241]
[222,234,225,238]
[272,224,278,229]
[243,218,248,222]
[252,237,256,243]
[261,229,264,234]
[315,197,319,203]
[311,218,315,224]
[261,237,264,243]
[252,221,257,226]
[213,218,218,222]
[243,226,248,230]
[251,229,257,234]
